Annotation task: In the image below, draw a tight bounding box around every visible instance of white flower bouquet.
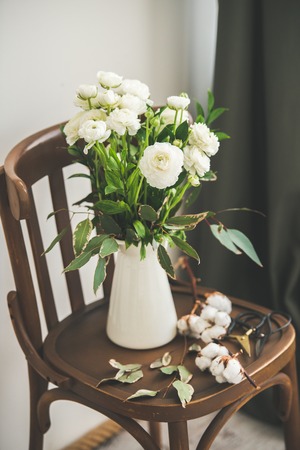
[46,70,262,292]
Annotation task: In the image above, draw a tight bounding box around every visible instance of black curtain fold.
[188,0,300,415]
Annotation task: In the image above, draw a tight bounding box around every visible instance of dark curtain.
[189,0,300,421]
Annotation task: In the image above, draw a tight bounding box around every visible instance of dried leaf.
[162,352,172,366]
[160,365,178,375]
[126,389,159,401]
[172,380,194,408]
[117,370,143,384]
[178,365,193,383]
[188,343,202,353]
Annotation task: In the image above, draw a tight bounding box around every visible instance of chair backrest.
[0,124,113,351]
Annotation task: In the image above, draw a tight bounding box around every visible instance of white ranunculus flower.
[167,95,190,110]
[78,120,111,151]
[118,79,150,101]
[189,122,220,156]
[76,84,98,100]
[97,71,123,89]
[160,108,189,126]
[106,108,141,136]
[119,94,148,115]
[64,111,86,146]
[139,142,184,189]
[64,109,107,145]
[183,145,210,177]
[95,90,120,109]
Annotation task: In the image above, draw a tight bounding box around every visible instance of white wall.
[0,1,218,449]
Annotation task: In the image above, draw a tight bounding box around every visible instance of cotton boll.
[189,315,210,335]
[207,325,227,340]
[210,357,225,376]
[215,374,227,384]
[214,311,231,328]
[228,372,245,384]
[200,305,218,322]
[223,359,243,381]
[217,345,230,357]
[206,292,232,314]
[201,342,221,359]
[195,355,212,371]
[177,317,189,335]
[200,328,214,343]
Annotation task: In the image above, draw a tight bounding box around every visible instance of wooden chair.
[1,123,299,450]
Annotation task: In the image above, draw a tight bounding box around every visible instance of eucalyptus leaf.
[126,389,159,401]
[227,229,263,266]
[117,370,143,384]
[109,359,142,372]
[210,224,241,255]
[178,365,193,383]
[160,365,178,375]
[150,359,164,369]
[172,380,194,408]
[157,245,175,279]
[188,343,202,353]
[162,352,172,366]
[170,235,200,263]
[73,218,93,256]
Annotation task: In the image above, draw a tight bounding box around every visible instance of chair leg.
[281,356,300,450]
[149,422,162,448]
[28,365,48,450]
[168,421,189,450]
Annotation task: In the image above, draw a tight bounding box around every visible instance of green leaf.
[99,237,119,258]
[210,224,241,254]
[175,120,189,141]
[94,199,129,215]
[195,101,205,118]
[100,215,122,235]
[157,124,175,142]
[73,218,93,256]
[133,220,146,238]
[93,256,107,294]
[172,380,194,408]
[85,235,109,252]
[196,114,206,124]
[227,229,263,266]
[165,212,209,230]
[67,145,82,156]
[63,250,93,272]
[215,131,230,141]
[160,365,178,375]
[157,245,175,278]
[138,205,158,222]
[43,226,68,254]
[199,171,217,182]
[207,90,215,114]
[105,170,124,192]
[207,107,228,126]
[178,365,193,383]
[170,235,200,263]
[126,389,159,401]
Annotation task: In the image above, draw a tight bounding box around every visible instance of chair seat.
[43,286,296,423]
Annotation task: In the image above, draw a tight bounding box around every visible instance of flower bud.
[76,84,98,100]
